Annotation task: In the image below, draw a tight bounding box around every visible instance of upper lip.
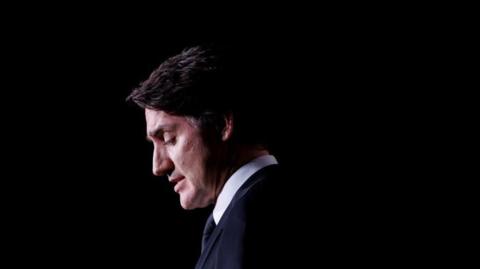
[168,175,184,185]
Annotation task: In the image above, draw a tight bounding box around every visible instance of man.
[127,45,293,268]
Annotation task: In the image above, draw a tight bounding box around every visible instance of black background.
[2,8,419,267]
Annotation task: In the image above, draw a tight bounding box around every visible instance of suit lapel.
[195,224,222,269]
[195,164,279,269]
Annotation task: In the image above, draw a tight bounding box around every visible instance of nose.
[152,144,174,176]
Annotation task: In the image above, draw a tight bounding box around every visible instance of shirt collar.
[212,155,278,224]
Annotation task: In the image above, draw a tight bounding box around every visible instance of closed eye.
[163,137,176,146]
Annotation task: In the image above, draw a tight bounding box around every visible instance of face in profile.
[145,109,227,209]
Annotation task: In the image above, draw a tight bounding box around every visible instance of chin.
[179,195,210,210]
[179,195,197,210]
[180,201,196,210]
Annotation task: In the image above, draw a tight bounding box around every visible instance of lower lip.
[173,178,185,193]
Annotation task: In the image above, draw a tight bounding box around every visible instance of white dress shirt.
[212,155,278,224]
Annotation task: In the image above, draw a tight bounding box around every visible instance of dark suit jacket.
[195,164,296,269]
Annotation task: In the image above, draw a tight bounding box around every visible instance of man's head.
[128,46,269,209]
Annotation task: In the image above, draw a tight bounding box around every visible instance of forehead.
[145,109,173,125]
[145,109,195,132]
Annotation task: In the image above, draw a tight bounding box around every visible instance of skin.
[145,109,268,209]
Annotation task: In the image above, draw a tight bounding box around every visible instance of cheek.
[186,142,211,183]
[169,138,198,169]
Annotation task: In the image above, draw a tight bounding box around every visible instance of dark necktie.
[201,214,216,252]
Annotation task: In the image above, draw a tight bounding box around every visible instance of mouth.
[169,176,185,192]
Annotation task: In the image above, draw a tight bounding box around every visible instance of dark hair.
[127,45,274,148]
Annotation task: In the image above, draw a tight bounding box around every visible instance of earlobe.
[221,114,234,141]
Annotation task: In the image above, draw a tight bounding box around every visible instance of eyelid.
[163,132,173,140]
[162,132,176,144]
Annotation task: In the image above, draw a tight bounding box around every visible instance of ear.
[221,113,234,141]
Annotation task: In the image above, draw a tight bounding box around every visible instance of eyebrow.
[146,124,176,141]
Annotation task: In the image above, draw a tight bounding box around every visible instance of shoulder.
[218,164,304,267]
[221,165,293,238]
[233,165,287,213]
